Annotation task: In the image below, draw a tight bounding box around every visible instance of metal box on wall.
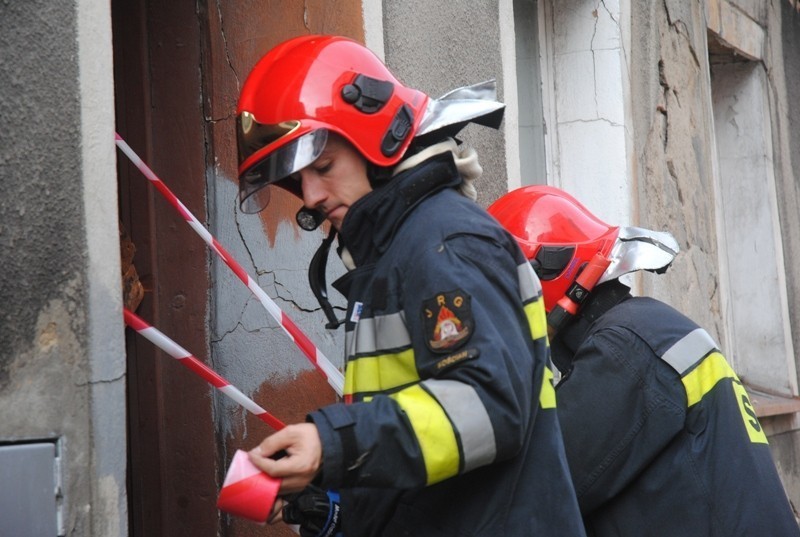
[0,441,61,536]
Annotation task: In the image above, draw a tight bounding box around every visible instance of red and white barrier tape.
[116,133,344,396]
[124,308,285,431]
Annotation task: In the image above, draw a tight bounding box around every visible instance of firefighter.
[489,184,800,536]
[235,35,586,536]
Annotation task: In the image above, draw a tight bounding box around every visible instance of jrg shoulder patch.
[422,289,474,353]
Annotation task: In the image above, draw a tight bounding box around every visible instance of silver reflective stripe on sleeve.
[517,262,542,302]
[661,328,719,375]
[422,379,497,472]
[345,311,411,357]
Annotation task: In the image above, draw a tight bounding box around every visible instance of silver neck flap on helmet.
[416,79,506,137]
[599,226,680,284]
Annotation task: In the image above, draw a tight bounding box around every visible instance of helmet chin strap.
[308,227,344,329]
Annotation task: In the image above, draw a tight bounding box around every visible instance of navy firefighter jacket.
[552,281,800,537]
[307,152,586,537]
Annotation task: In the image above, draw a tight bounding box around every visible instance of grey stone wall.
[382,0,509,208]
[631,0,800,507]
[0,0,125,535]
[774,0,800,401]
[764,0,800,506]
[630,0,724,341]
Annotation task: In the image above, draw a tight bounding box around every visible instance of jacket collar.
[337,152,462,267]
[551,280,632,373]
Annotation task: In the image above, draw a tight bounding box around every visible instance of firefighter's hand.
[249,423,323,494]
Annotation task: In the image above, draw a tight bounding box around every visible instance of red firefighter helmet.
[236,34,429,214]
[487,185,620,312]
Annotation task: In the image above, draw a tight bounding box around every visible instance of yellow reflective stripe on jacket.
[344,348,419,396]
[524,298,548,342]
[390,384,460,485]
[682,352,734,406]
[681,352,768,444]
[539,365,556,409]
[517,262,548,341]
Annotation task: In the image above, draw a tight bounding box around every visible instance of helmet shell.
[488,185,619,311]
[236,35,429,211]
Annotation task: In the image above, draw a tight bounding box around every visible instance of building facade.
[1,0,799,535]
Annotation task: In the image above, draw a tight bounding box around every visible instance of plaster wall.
[546,0,634,229]
[381,0,510,208]
[769,0,800,400]
[209,177,345,440]
[759,0,800,506]
[629,0,725,342]
[630,0,800,505]
[0,0,125,535]
[711,61,795,390]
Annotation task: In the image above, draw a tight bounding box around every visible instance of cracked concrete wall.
[209,175,345,441]
[630,0,724,339]
[205,3,363,453]
[0,0,125,535]
[548,0,635,229]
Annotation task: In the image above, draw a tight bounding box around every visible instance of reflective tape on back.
[682,352,734,407]
[682,352,768,444]
[661,328,719,374]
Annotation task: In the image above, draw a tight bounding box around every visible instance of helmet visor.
[237,112,328,213]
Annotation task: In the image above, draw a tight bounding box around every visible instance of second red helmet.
[487,185,619,312]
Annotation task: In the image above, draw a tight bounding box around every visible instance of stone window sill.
[746,384,800,436]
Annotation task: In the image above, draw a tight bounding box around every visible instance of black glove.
[282,485,342,537]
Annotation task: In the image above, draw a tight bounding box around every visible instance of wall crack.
[215,0,240,89]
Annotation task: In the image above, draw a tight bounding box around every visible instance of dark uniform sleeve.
[310,231,549,491]
[555,325,687,514]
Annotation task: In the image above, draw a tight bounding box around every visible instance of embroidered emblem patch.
[423,290,474,353]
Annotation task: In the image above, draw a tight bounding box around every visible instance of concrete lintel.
[706,0,765,61]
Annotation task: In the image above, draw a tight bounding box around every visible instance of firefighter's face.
[294,134,372,230]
